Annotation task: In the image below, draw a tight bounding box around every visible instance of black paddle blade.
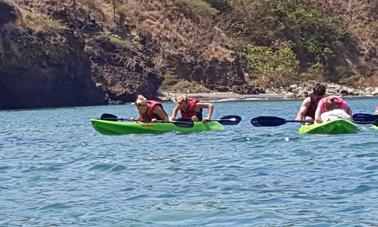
[250,116,286,127]
[217,115,242,125]
[100,113,119,121]
[173,118,194,128]
[352,113,378,124]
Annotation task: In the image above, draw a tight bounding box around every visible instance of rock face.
[0,0,104,109]
[0,26,104,109]
[0,0,376,109]
[85,35,162,103]
[0,27,104,108]
[0,0,162,109]
[172,56,261,94]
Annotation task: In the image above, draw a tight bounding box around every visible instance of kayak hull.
[91,119,224,135]
[298,119,358,134]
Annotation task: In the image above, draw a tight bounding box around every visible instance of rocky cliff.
[0,0,376,109]
[0,0,164,109]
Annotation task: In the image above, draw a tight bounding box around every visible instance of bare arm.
[314,105,323,123]
[295,97,311,120]
[346,106,352,117]
[170,104,180,120]
[153,106,169,122]
[196,102,214,120]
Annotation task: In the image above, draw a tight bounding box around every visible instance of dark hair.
[312,84,326,96]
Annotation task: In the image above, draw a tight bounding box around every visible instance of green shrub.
[242,44,299,84]
[226,0,348,77]
[300,62,326,81]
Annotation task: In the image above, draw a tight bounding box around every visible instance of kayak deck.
[298,119,358,134]
[91,119,224,135]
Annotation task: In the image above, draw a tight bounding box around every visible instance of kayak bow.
[298,119,358,135]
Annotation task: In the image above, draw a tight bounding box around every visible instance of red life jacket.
[179,98,198,118]
[305,95,324,119]
[141,100,166,122]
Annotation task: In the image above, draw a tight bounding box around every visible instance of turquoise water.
[1,98,378,226]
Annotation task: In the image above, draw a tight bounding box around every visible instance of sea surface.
[1,97,378,226]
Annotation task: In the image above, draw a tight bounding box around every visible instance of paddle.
[100,113,194,128]
[352,113,378,124]
[251,116,312,127]
[213,115,241,125]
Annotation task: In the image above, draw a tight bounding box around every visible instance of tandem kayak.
[91,119,224,135]
[298,119,358,134]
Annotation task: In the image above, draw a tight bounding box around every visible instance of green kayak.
[91,119,224,135]
[298,119,358,135]
[371,125,378,131]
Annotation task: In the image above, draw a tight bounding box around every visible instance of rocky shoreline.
[160,82,378,102]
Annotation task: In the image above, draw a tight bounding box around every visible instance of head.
[175,95,189,108]
[325,97,339,110]
[134,95,148,112]
[312,84,326,97]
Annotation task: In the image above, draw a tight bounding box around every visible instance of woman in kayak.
[170,95,214,121]
[133,95,169,122]
[314,96,352,123]
[295,84,326,122]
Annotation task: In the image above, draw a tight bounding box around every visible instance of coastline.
[160,91,378,102]
[159,82,378,102]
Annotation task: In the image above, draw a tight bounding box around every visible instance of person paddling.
[295,84,326,122]
[314,96,352,123]
[170,95,214,121]
[375,105,378,115]
[133,95,169,123]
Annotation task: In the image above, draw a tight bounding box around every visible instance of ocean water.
[0,97,377,226]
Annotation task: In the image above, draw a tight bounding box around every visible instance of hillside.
[0,0,377,109]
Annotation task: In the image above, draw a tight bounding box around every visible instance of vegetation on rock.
[0,0,376,109]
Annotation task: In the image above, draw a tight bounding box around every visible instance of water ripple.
[0,99,378,225]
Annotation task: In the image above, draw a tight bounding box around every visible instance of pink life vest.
[141,100,165,122]
[318,97,350,112]
[179,98,198,118]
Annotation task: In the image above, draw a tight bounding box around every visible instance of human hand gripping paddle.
[352,113,378,125]
[250,116,312,127]
[100,113,194,128]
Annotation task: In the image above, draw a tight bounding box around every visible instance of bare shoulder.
[302,97,311,105]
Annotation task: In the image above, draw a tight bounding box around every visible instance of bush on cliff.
[241,44,299,86]
[221,0,350,82]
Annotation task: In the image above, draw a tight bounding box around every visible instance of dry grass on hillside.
[124,0,235,66]
[313,0,377,56]
[20,9,66,32]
